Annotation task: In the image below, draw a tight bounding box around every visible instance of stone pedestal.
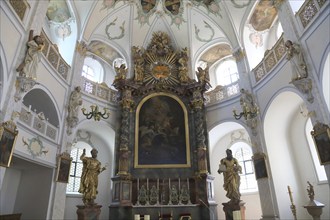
[77,204,102,220]
[303,200,324,220]
[222,201,245,220]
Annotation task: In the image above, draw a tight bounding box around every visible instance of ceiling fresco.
[199,44,232,65]
[46,0,72,23]
[88,41,121,65]
[249,0,278,32]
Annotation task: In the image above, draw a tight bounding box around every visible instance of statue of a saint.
[218,149,242,204]
[16,30,44,80]
[79,148,106,205]
[196,66,211,87]
[67,86,82,129]
[285,40,308,81]
[307,181,315,201]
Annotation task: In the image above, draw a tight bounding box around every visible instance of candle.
[147,178,149,190]
[187,178,189,191]
[144,215,150,220]
[287,186,293,203]
[28,105,31,112]
[134,214,140,220]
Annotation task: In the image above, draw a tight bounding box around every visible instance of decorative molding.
[22,136,48,158]
[232,48,246,62]
[290,78,314,103]
[106,17,125,40]
[298,0,318,28]
[230,0,251,8]
[9,0,29,21]
[194,21,215,42]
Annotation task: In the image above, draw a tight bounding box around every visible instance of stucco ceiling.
[47,0,278,70]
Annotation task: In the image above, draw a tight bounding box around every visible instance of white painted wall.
[0,168,21,214]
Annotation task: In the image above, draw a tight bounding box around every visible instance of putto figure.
[16,30,44,80]
[79,148,106,205]
[218,149,242,205]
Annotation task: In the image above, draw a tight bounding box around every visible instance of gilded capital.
[233,48,246,62]
[76,41,88,57]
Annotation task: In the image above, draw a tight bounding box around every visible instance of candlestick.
[287,185,293,204]
[287,185,297,220]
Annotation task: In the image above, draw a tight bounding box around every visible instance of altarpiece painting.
[134,93,190,168]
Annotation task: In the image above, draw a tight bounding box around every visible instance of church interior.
[0,0,329,220]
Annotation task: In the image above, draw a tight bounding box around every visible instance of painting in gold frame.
[134,92,191,168]
[0,120,18,168]
[311,122,330,165]
[56,152,72,183]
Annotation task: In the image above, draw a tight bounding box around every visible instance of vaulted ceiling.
[47,0,278,72]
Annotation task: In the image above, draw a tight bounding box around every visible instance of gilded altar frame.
[0,120,18,168]
[56,152,72,183]
[134,92,191,168]
[311,123,330,165]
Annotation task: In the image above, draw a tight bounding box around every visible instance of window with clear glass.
[66,143,93,193]
[215,58,239,86]
[82,65,95,81]
[81,57,104,83]
[231,142,258,193]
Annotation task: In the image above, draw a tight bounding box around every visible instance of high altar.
[109,32,217,220]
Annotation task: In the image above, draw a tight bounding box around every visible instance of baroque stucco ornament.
[22,136,48,157]
[105,17,125,40]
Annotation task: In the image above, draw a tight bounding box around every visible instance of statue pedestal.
[77,204,102,220]
[303,200,324,220]
[222,201,245,220]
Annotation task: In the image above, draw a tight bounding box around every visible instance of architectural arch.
[22,87,60,127]
[263,90,329,219]
[320,50,330,112]
[209,121,262,220]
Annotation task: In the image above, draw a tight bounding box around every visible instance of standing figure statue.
[306,181,315,201]
[285,40,308,81]
[196,66,211,87]
[67,86,82,130]
[16,30,44,80]
[79,148,106,205]
[218,149,242,205]
[114,63,127,81]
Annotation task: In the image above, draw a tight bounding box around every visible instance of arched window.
[305,119,327,182]
[215,58,239,86]
[66,142,93,193]
[231,142,258,193]
[81,57,104,83]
